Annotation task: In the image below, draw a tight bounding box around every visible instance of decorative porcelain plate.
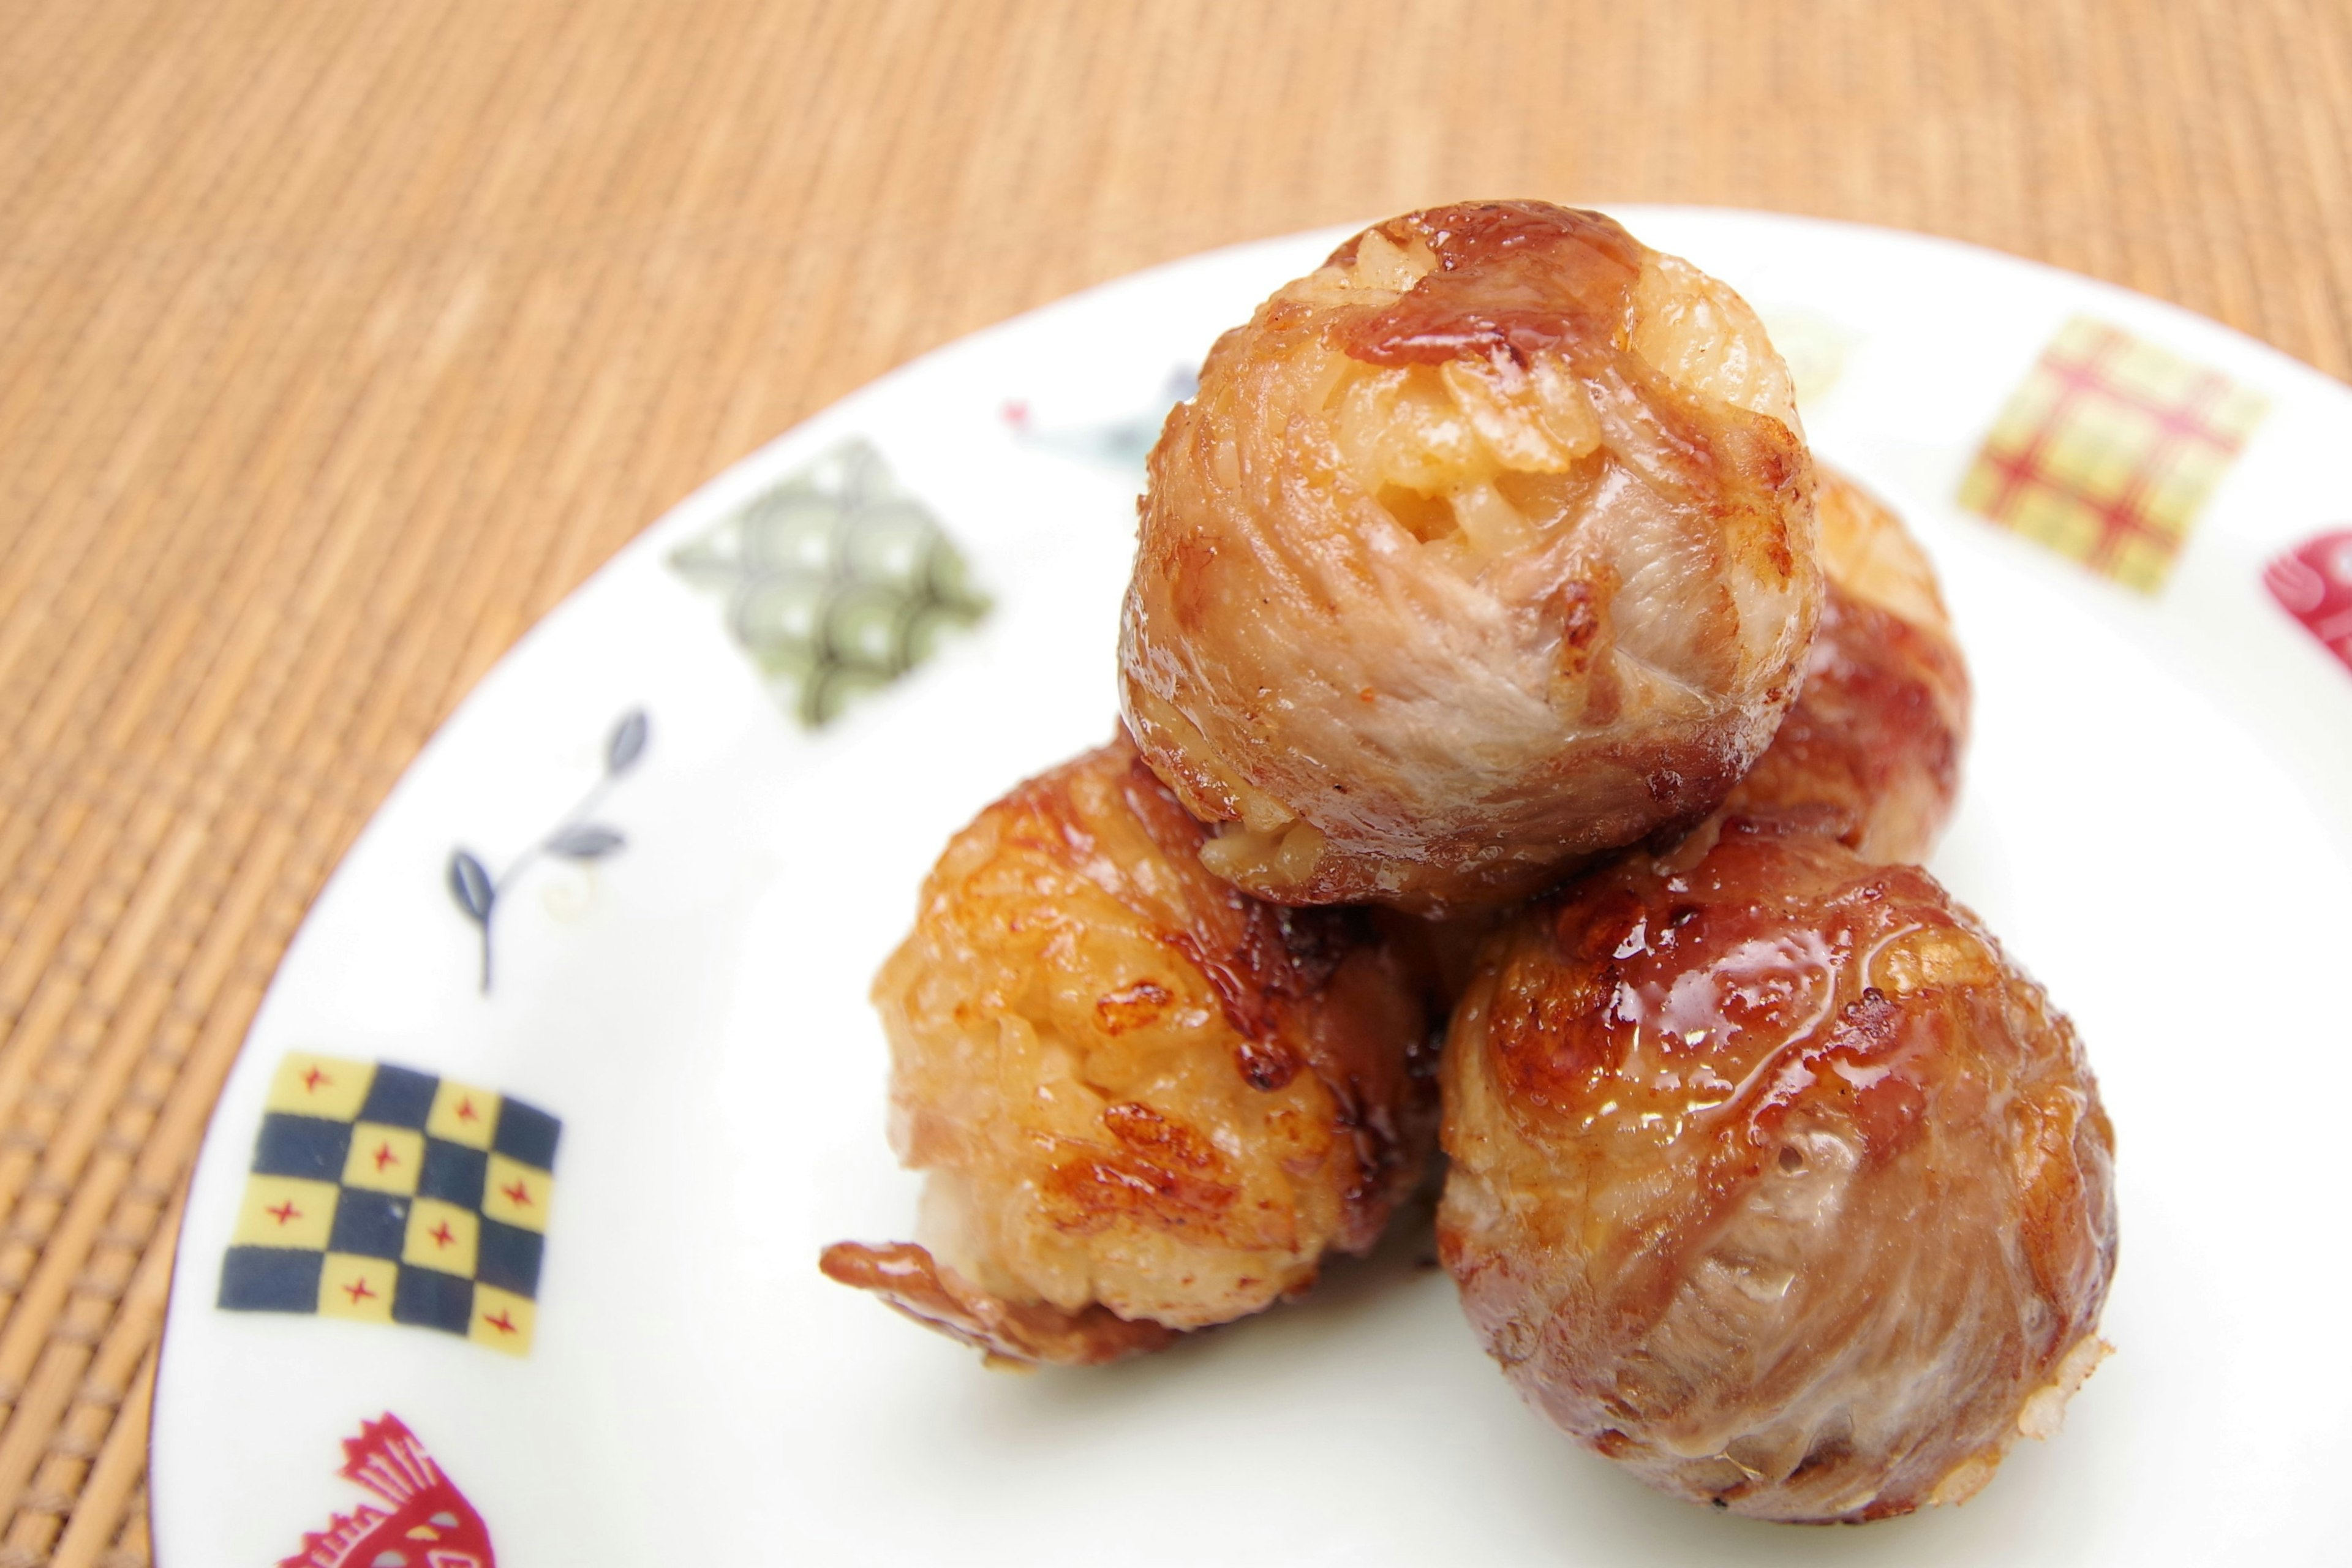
[153,209,2352,1566]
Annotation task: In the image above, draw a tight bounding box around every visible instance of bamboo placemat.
[4,1,2349,1558]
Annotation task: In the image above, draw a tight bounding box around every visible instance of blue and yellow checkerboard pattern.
[217,1053,559,1355]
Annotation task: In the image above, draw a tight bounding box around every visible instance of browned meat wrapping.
[1120,200,1822,916]
[823,735,1438,1365]
[1439,821,2115,1521]
[1382,470,1969,1018]
[1723,466,1971,864]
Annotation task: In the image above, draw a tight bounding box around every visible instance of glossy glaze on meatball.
[1723,466,1970,864]
[1439,822,2115,1520]
[823,735,1437,1365]
[1120,201,1820,916]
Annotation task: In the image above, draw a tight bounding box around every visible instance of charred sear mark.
[1042,1116,1239,1235]
[1095,979,1174,1035]
[1329,203,1646,369]
[1235,1038,1300,1091]
[1101,1101,1220,1169]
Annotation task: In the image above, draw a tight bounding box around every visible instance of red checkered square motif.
[1958,317,2266,593]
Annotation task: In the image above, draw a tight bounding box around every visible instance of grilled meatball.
[824,734,1436,1364]
[1439,822,2115,1520]
[1121,200,1820,915]
[1724,466,1969,864]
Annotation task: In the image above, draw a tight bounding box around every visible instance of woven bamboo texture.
[5,0,2351,1558]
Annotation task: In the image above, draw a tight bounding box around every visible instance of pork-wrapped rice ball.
[1722,465,1970,864]
[1439,821,2116,1520]
[822,734,1438,1365]
[1121,200,1822,916]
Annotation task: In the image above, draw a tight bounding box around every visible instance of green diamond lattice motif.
[669,440,990,726]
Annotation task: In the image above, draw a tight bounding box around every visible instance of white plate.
[154,208,2352,1566]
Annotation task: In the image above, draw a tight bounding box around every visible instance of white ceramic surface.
[154,208,2352,1566]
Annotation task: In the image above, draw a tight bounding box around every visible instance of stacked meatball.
[824,202,2114,1524]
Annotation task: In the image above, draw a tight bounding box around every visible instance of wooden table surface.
[5,1,2349,1559]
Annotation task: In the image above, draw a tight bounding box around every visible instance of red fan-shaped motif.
[279,1414,495,1568]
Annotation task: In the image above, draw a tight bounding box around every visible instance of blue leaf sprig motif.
[447,708,647,993]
